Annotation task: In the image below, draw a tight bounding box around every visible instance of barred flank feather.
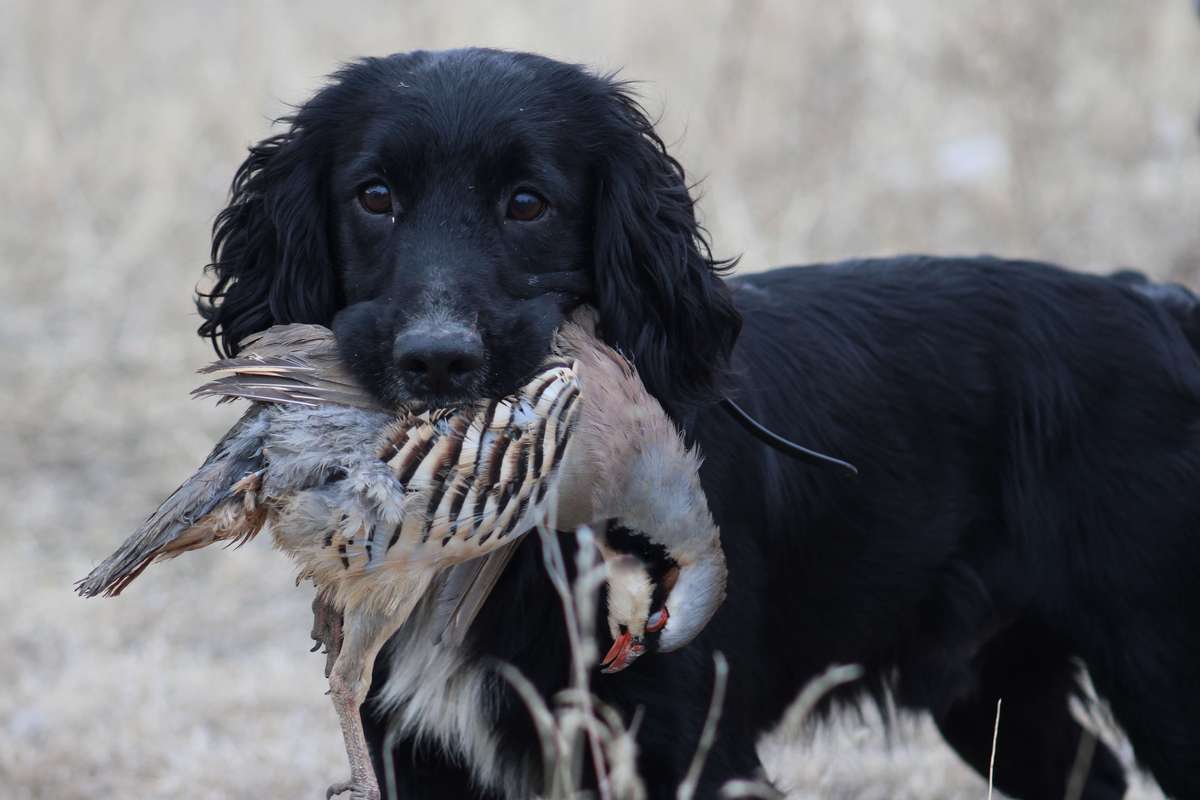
[77,325,582,606]
[78,312,726,800]
[377,362,578,563]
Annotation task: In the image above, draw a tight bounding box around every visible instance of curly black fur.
[197,49,740,416]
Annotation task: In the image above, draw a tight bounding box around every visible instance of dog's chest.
[374,573,536,799]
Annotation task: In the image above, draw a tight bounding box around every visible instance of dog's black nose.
[393,324,485,395]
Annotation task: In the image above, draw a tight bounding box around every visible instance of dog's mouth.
[385,384,481,417]
[368,358,491,414]
[384,363,539,417]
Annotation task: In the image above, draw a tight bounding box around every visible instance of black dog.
[198,48,1200,799]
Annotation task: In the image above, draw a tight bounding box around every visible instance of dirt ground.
[2,1,1196,797]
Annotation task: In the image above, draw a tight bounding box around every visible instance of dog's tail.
[1111,269,1200,353]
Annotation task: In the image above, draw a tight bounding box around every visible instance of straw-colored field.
[2,2,1196,797]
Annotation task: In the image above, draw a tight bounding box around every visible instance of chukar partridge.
[78,311,723,800]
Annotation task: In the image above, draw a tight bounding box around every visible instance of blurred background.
[2,1,1196,797]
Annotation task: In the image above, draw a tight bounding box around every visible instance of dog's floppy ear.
[591,86,742,417]
[197,116,339,357]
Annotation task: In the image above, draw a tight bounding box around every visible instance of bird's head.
[546,313,727,673]
[597,523,724,674]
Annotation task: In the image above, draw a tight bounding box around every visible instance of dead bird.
[551,321,727,675]
[77,313,724,800]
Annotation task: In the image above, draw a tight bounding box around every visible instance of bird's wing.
[75,406,270,597]
[437,542,522,646]
[79,325,381,598]
[193,324,381,411]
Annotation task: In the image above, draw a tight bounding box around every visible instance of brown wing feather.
[76,407,270,597]
[193,324,381,410]
[438,543,521,646]
[79,325,379,598]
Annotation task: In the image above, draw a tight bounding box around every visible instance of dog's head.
[198,49,741,418]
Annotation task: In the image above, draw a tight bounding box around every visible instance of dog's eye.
[358,183,393,215]
[506,190,547,222]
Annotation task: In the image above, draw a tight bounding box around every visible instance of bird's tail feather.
[75,407,269,597]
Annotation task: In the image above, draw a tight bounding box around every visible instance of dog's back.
[370,255,1200,799]
[1112,268,1200,352]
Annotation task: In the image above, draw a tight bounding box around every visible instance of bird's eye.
[358,182,393,215]
[506,190,547,222]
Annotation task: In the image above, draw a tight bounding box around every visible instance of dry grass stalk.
[721,664,864,799]
[768,664,865,747]
[678,652,729,800]
[1064,730,1098,800]
[497,525,876,800]
[986,699,1001,800]
[489,522,645,800]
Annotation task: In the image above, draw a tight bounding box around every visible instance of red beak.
[600,632,645,674]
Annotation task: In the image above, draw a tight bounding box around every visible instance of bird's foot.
[327,641,385,800]
[326,776,381,800]
[311,594,344,679]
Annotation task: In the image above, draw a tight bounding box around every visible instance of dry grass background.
[2,1,1197,797]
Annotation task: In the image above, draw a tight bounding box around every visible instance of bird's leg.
[325,604,414,800]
